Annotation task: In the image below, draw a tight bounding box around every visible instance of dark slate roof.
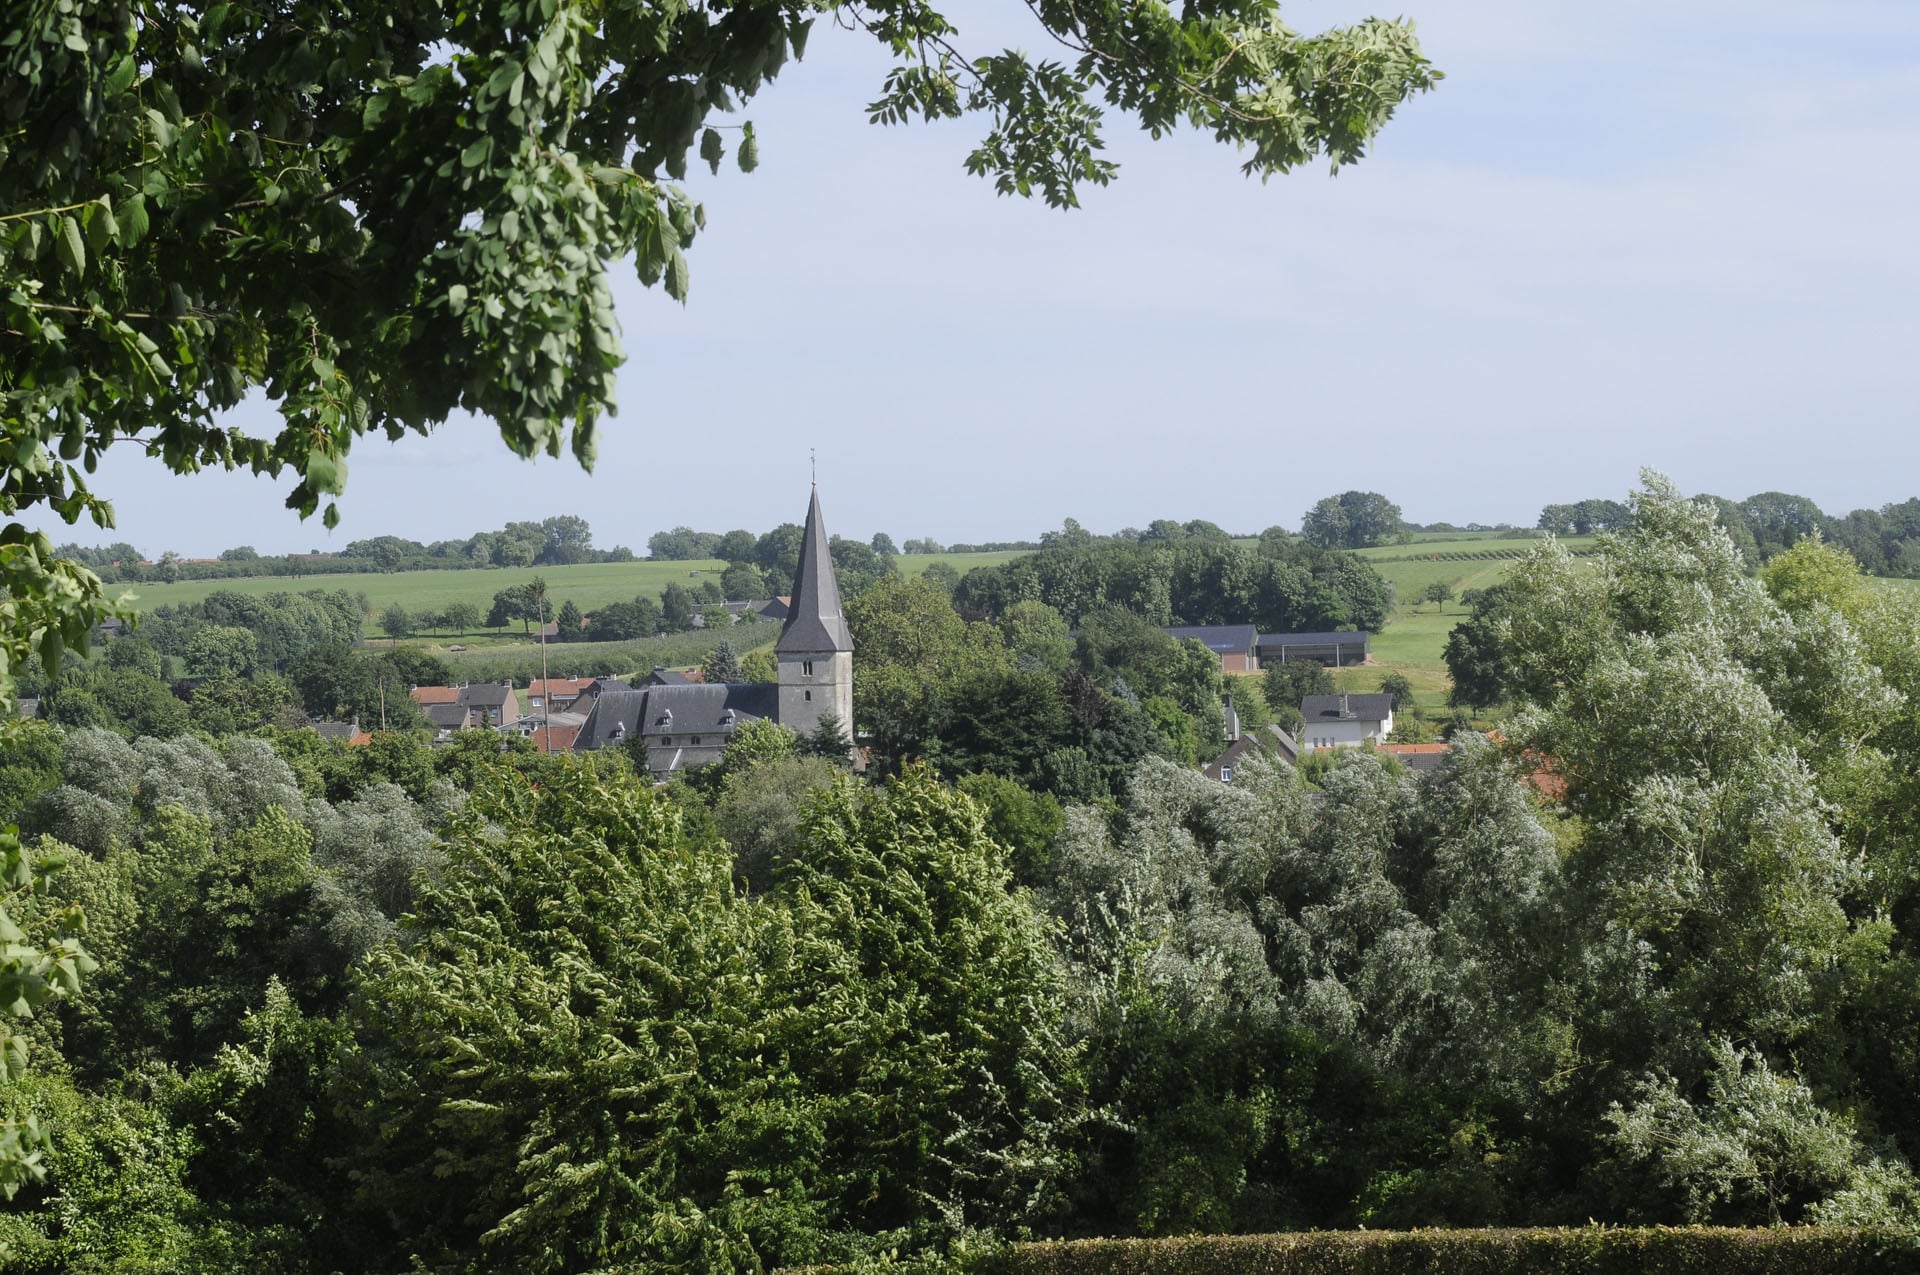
[1258,630,1370,646]
[1166,624,1259,655]
[312,719,360,741]
[575,683,779,751]
[423,702,470,729]
[642,668,692,686]
[462,682,515,709]
[588,677,633,695]
[1301,693,1394,723]
[777,485,854,654]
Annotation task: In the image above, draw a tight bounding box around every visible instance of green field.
[1357,534,1597,562]
[119,558,725,631]
[114,551,1030,637]
[894,549,1032,578]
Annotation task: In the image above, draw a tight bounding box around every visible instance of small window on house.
[802,660,814,676]
[805,690,812,701]
[1220,767,1234,783]
[691,737,701,745]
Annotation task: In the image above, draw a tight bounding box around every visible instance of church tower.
[777,484,855,745]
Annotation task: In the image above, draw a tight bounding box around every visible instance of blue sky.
[43,0,1920,555]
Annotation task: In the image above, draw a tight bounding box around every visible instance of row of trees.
[1541,490,1920,577]
[56,518,637,585]
[952,529,1392,632]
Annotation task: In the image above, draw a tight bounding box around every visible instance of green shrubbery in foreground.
[981,1228,1920,1274]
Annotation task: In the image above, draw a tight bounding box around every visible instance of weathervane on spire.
[810,447,816,485]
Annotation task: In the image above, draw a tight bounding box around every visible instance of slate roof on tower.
[776,484,855,654]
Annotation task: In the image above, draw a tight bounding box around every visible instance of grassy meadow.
[117,559,733,632]
[894,549,1032,578]
[120,549,1032,637]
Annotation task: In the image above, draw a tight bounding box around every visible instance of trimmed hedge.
[978,1228,1920,1275]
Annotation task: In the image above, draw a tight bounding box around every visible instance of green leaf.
[666,249,688,301]
[83,198,116,254]
[738,123,759,174]
[54,216,85,279]
[105,54,138,97]
[447,283,469,315]
[700,128,724,175]
[306,451,341,494]
[117,193,149,247]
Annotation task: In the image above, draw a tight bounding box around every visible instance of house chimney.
[1340,692,1352,719]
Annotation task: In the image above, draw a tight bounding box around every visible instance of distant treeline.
[58,516,634,583]
[1544,491,1920,577]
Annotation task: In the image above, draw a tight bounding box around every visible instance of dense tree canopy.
[952,527,1390,632]
[1301,491,1405,549]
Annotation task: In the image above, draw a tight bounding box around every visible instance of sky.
[38,0,1920,556]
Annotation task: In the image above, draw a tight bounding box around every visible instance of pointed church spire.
[777,483,854,654]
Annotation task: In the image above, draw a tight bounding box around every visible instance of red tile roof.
[527,724,580,753]
[528,677,591,699]
[410,685,462,705]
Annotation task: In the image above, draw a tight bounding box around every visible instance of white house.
[1299,692,1393,751]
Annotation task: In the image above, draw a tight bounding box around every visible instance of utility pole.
[532,577,551,754]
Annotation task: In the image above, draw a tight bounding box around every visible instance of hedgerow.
[974,1228,1920,1274]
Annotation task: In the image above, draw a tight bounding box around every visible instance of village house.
[1203,699,1302,782]
[1299,692,1394,751]
[525,677,592,713]
[408,680,521,739]
[1379,742,1452,773]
